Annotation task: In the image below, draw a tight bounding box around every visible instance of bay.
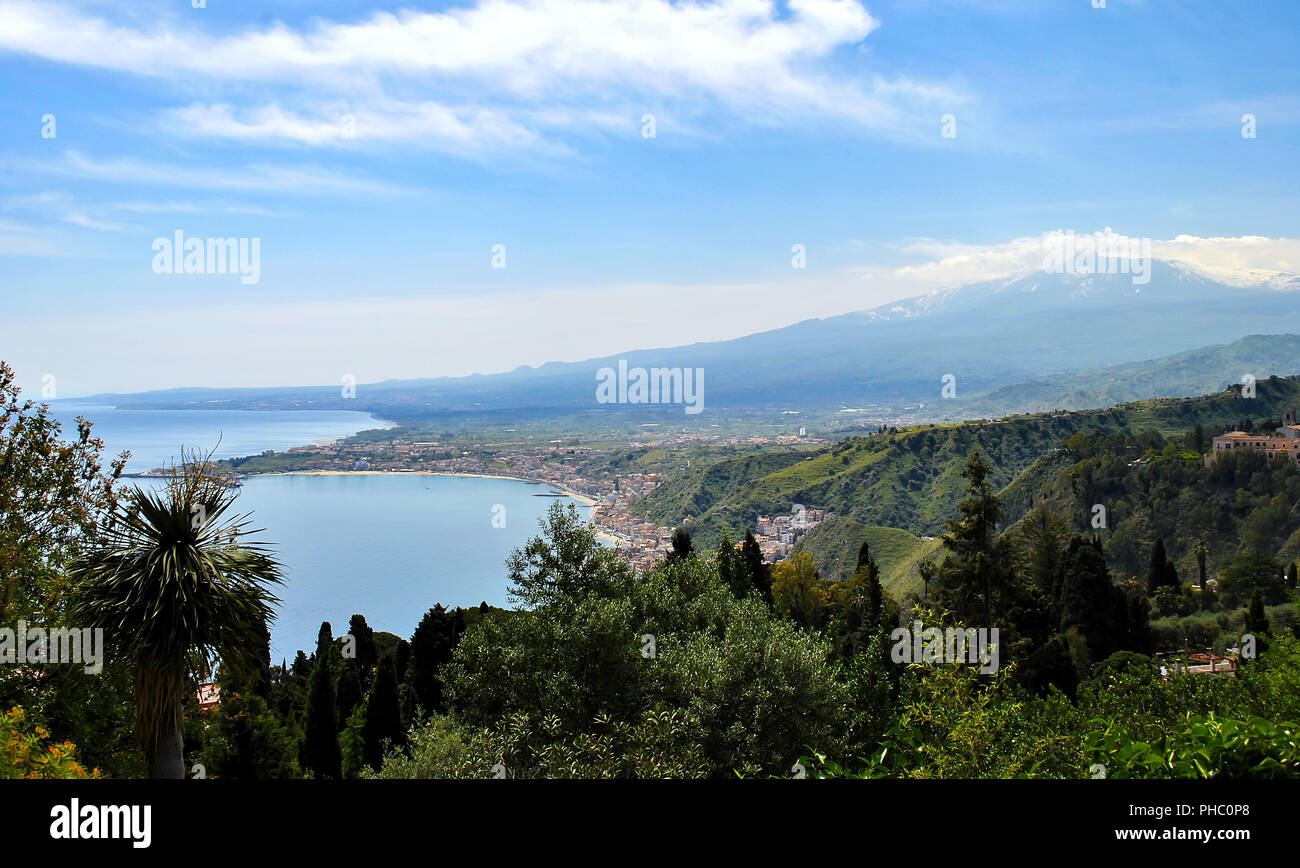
[207,473,590,662]
[47,405,591,660]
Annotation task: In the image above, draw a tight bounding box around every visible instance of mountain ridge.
[65,262,1300,426]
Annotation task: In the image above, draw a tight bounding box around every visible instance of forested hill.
[953,333,1300,417]
[1000,426,1300,588]
[791,516,941,596]
[634,374,1300,543]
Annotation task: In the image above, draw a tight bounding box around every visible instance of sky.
[1,0,1298,396]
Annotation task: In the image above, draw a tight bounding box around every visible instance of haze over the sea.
[51,403,389,474]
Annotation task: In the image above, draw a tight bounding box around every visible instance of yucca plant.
[68,450,282,779]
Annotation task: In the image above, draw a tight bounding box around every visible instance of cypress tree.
[363,655,405,771]
[716,533,749,598]
[1147,539,1169,593]
[245,619,273,699]
[347,613,377,688]
[315,621,334,660]
[1057,536,1137,661]
[394,637,412,685]
[408,604,463,715]
[856,540,872,572]
[1245,589,1270,636]
[336,665,363,731]
[339,705,366,780]
[934,450,1012,624]
[300,655,342,779]
[856,539,883,631]
[742,530,772,605]
[1125,590,1152,654]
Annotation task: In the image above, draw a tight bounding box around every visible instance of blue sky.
[2,0,1298,394]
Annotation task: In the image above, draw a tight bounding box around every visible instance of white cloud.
[162,101,552,155]
[0,0,876,88]
[0,0,967,151]
[64,213,124,231]
[9,150,408,195]
[867,230,1300,291]
[1157,234,1300,277]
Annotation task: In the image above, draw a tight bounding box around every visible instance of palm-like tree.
[68,451,282,778]
[1192,538,1210,589]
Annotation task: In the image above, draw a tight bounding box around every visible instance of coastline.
[307,413,399,448]
[81,406,630,551]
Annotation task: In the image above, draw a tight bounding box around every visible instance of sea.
[49,403,593,660]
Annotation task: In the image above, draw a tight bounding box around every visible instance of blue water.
[215,474,590,661]
[49,403,389,474]
[52,404,591,659]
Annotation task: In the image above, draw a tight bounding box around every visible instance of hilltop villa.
[1208,409,1300,466]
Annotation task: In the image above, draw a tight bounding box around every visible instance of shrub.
[1,706,101,779]
[1087,714,1300,778]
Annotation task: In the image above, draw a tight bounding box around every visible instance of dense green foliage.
[0,363,144,777]
[798,627,1300,779]
[1005,426,1300,594]
[441,503,847,776]
[635,375,1300,542]
[7,361,1300,780]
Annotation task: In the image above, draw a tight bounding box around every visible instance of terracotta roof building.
[1209,408,1300,466]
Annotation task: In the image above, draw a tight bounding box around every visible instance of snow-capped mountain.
[90,261,1300,419]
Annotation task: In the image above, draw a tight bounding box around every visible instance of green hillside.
[792,516,942,596]
[999,425,1300,586]
[958,333,1300,417]
[635,374,1300,543]
[614,447,811,525]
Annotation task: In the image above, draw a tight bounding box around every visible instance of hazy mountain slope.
[957,334,1300,417]
[78,263,1300,423]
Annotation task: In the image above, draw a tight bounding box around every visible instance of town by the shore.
[132,425,827,569]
